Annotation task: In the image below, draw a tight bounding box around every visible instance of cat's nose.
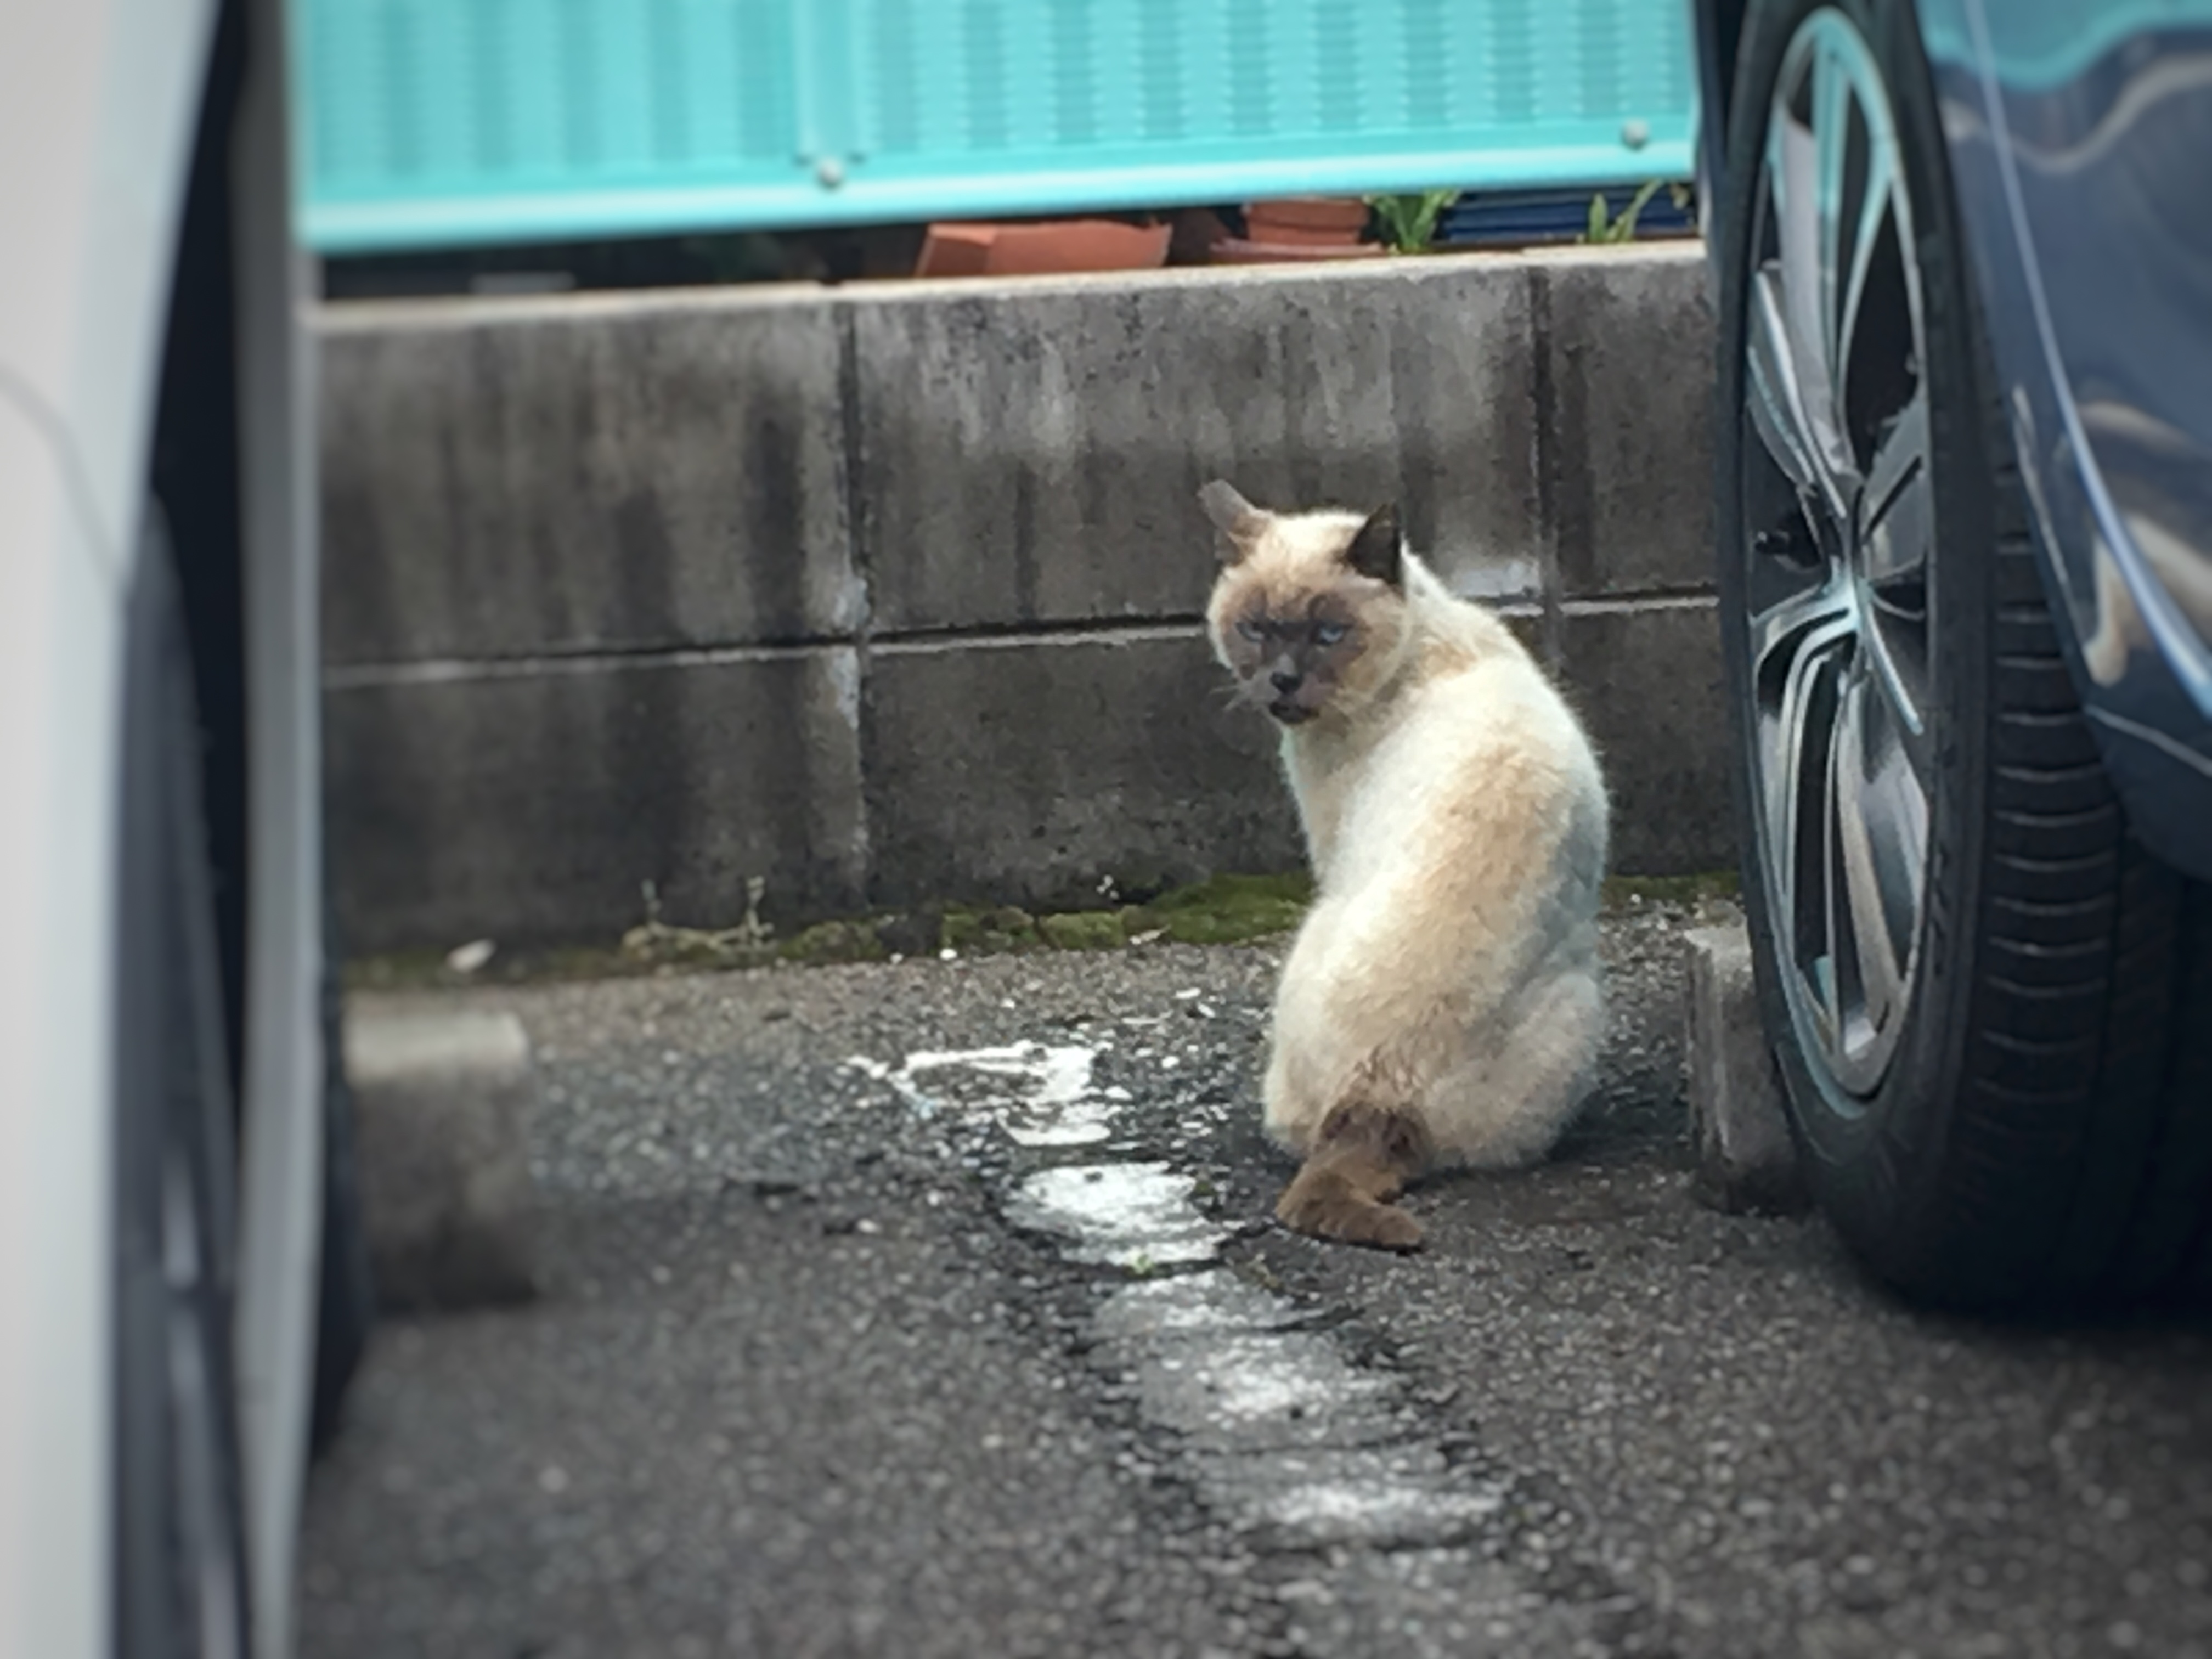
[1271,669,1304,695]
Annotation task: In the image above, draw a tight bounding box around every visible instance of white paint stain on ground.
[858,1026,1507,1559]
[863,1020,1519,1605]
[1250,1471,1504,1543]
[1096,1273,1300,1339]
[1004,1163,1228,1266]
[1096,1269,1509,1551]
[1175,1334,1390,1424]
[845,1042,1115,1145]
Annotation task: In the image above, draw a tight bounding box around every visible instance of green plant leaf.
[1614,178,1666,242]
[1580,179,1669,245]
[1368,194,1409,249]
[1409,187,1454,250]
[1365,188,1459,255]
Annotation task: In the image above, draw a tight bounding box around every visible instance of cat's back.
[1313,588,1603,905]
[1385,597,1601,816]
[1335,618,1607,986]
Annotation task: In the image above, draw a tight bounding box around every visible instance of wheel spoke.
[1837,132,1899,387]
[1860,392,1932,744]
[1750,572,1856,688]
[1754,578,1858,981]
[1861,393,1929,583]
[1870,630,1936,779]
[1830,671,1922,1042]
[1748,268,1851,525]
[1865,611,1938,782]
[1817,723,1849,1031]
[1813,40,1852,376]
[1785,642,1849,1001]
[1757,84,1854,527]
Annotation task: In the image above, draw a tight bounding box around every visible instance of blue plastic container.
[1435,181,1696,247]
[294,0,1697,253]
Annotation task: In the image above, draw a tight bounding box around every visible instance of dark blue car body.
[1692,0,2212,883]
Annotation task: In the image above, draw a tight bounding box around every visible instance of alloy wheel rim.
[1740,8,1936,1099]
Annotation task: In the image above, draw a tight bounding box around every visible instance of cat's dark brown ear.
[1199,479,1266,563]
[1346,504,1402,586]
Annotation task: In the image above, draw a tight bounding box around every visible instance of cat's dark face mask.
[1222,602,1361,725]
[1201,482,1407,727]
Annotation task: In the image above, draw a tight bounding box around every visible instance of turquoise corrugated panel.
[294,0,1696,252]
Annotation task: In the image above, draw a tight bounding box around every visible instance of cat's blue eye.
[1314,622,1348,646]
[1237,619,1266,641]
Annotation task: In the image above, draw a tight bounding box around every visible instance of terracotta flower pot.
[1243,196,1371,242]
[915,219,1173,278]
[1211,236,1387,265]
[1238,219,1367,247]
[913,223,997,277]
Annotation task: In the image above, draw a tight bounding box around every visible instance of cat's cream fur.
[1201,481,1609,1249]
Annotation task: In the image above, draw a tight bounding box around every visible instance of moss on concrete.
[939,905,1042,956]
[1121,871,1313,945]
[1039,910,1126,951]
[780,919,890,965]
[345,871,1752,1000]
[345,866,1743,993]
[343,868,1324,989]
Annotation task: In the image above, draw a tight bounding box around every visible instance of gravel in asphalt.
[298,898,2212,1659]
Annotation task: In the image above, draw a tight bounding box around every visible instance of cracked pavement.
[298,899,2212,1659]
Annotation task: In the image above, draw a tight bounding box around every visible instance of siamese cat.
[1202,481,1609,1250]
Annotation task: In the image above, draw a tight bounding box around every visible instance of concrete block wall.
[322,245,1729,955]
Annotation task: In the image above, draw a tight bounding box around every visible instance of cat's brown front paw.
[1275,1172,1425,1253]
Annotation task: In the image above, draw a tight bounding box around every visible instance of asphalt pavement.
[297,897,2212,1659]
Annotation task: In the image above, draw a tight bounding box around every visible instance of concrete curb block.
[1683,924,1808,1215]
[345,1008,540,1310]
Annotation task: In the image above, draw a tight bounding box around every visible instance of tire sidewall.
[114,510,254,1658]
[1713,0,2001,1283]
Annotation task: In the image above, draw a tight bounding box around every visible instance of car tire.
[155,0,372,1471]
[1714,0,2212,1308]
[310,902,374,1459]
[114,507,253,1659]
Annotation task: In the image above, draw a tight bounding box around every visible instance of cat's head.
[1200,480,1412,727]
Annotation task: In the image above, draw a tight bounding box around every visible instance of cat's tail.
[1275,1074,1434,1253]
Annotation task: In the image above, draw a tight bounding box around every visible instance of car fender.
[1920,0,2212,878]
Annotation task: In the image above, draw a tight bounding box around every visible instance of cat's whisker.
[1211,680,1263,714]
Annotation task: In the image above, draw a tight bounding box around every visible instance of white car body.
[0,0,326,1654]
